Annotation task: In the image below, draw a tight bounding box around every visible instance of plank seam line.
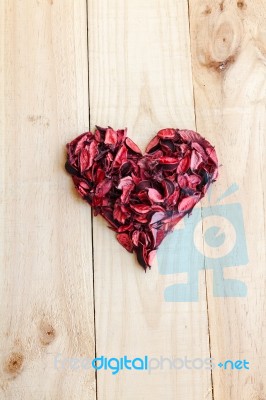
[86,0,98,398]
[186,1,215,399]
[201,205,215,400]
[186,0,197,131]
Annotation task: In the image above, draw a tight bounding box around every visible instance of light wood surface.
[1,0,265,399]
[189,1,266,399]
[0,1,95,399]
[89,0,212,399]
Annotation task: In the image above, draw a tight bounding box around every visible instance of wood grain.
[0,1,95,399]
[1,0,266,399]
[189,0,266,399]
[88,1,212,399]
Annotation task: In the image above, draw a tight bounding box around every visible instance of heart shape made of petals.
[65,126,218,270]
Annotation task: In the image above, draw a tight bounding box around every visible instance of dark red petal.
[113,145,128,168]
[132,230,140,246]
[136,243,148,269]
[157,128,176,139]
[145,136,160,153]
[130,204,151,214]
[94,128,104,142]
[151,205,165,212]
[136,190,150,203]
[206,146,218,165]
[72,176,90,197]
[134,214,149,223]
[176,155,190,174]
[95,179,112,197]
[178,175,188,189]
[186,174,202,189]
[167,190,180,206]
[117,128,127,143]
[178,195,200,212]
[117,233,134,253]
[113,202,130,224]
[161,212,183,229]
[117,222,134,233]
[79,147,90,173]
[135,180,152,191]
[191,142,208,160]
[125,137,142,154]
[158,156,178,165]
[80,140,98,173]
[105,127,117,145]
[178,129,203,143]
[162,179,175,197]
[74,133,90,155]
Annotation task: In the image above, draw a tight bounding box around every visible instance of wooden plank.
[88,1,213,399]
[189,0,266,399]
[0,1,95,399]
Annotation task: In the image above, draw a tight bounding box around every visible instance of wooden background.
[1,0,266,399]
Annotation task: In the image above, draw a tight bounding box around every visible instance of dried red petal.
[159,156,179,165]
[95,179,112,197]
[157,128,176,139]
[167,190,180,207]
[113,145,128,168]
[178,195,200,213]
[145,136,159,153]
[113,202,130,224]
[162,179,175,197]
[125,137,142,154]
[148,188,164,203]
[186,174,202,189]
[134,214,149,223]
[178,174,188,189]
[206,146,218,165]
[74,133,89,155]
[105,127,117,145]
[118,176,135,203]
[191,150,203,171]
[117,233,133,253]
[130,204,151,214]
[191,142,208,161]
[176,155,190,174]
[117,222,133,233]
[94,128,104,142]
[178,129,203,143]
[79,147,90,173]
